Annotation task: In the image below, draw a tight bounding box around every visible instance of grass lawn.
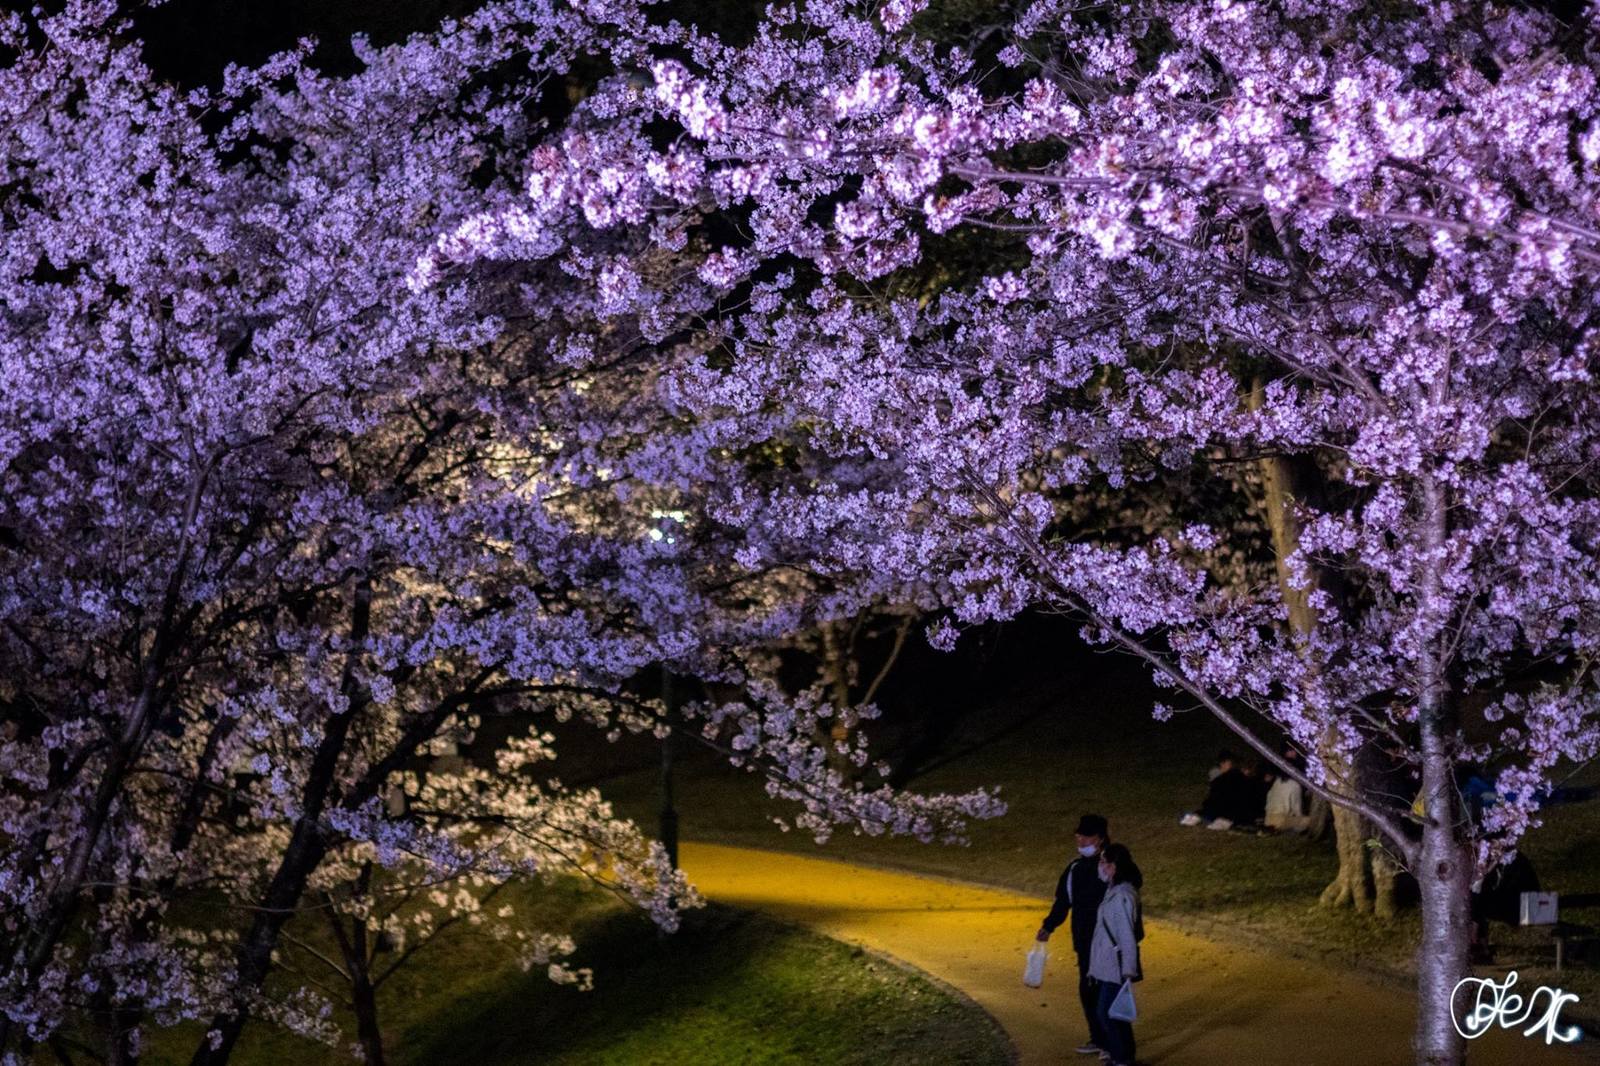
[601,643,1600,1022]
[133,879,1008,1066]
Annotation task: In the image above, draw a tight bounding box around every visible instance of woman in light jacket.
[1088,842,1143,1066]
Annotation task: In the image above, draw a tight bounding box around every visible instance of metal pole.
[659,666,679,870]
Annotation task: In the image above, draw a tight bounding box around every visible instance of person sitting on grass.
[1264,745,1311,834]
[1207,748,1235,782]
[1089,843,1144,1066]
[1036,814,1112,1059]
[1180,751,1263,830]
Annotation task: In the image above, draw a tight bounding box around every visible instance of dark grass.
[401,904,1005,1066]
[602,649,1600,1016]
[134,880,1008,1066]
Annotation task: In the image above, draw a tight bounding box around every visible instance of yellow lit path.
[679,842,1598,1066]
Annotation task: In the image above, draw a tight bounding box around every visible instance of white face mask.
[1078,845,1099,857]
[1098,866,1113,883]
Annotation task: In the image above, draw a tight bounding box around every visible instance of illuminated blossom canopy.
[3,1,1599,1065]
[436,2,1600,1063]
[0,2,998,1062]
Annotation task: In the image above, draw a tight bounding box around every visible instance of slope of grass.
[400,903,1005,1066]
[134,879,1008,1066]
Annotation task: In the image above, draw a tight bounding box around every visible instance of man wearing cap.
[1036,813,1111,1057]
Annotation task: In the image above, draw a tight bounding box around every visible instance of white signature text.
[1451,970,1582,1045]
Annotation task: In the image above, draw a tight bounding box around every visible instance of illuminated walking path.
[679,841,1596,1066]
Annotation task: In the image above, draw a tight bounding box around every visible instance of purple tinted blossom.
[879,0,927,33]
[833,66,902,117]
[651,59,727,139]
[697,248,755,287]
[0,1,1005,1052]
[493,18,1600,1045]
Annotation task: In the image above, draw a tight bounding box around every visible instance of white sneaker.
[1178,813,1202,827]
[1206,817,1233,831]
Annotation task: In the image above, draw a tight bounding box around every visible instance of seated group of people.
[1178,746,1558,963]
[1179,747,1314,833]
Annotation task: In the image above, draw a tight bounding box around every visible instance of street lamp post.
[660,666,679,870]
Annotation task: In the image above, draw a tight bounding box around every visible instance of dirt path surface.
[680,841,1598,1066]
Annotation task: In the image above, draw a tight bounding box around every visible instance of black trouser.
[1077,952,1109,1048]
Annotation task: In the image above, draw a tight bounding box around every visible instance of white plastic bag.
[1022,944,1047,988]
[1109,978,1137,1022]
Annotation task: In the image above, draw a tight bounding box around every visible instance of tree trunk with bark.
[1415,754,1472,1066]
[190,750,348,1065]
[820,621,855,774]
[1250,379,1398,920]
[1412,475,1470,1066]
[1317,783,1399,920]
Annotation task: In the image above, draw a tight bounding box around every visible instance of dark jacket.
[1200,768,1264,824]
[1041,854,1108,956]
[1472,851,1539,926]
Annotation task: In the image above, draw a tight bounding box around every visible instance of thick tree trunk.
[1420,717,1465,1056]
[188,617,488,1066]
[1315,738,1400,920]
[1320,792,1373,911]
[1412,473,1468,1066]
[190,774,344,1064]
[820,622,855,774]
[1250,380,1398,919]
[1316,801,1401,920]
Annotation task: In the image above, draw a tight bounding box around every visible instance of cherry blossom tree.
[9,1,1597,1064]
[0,3,1002,1062]
[453,2,1600,1062]
[0,3,681,1058]
[276,728,690,1066]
